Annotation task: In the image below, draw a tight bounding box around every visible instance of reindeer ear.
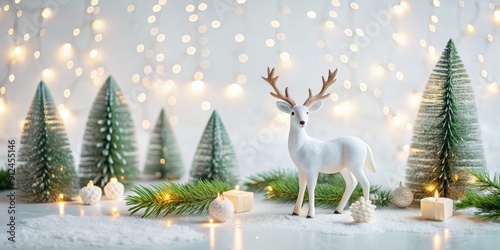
[308,100,323,112]
[276,101,292,113]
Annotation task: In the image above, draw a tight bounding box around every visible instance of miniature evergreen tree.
[406,39,486,200]
[190,110,239,185]
[0,168,13,190]
[79,76,139,188]
[16,81,78,202]
[144,108,184,179]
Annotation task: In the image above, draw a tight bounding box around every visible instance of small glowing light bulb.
[279,52,290,61]
[393,4,402,14]
[325,20,335,29]
[14,46,21,55]
[466,24,474,33]
[201,101,211,111]
[226,83,242,97]
[58,104,69,120]
[92,19,104,30]
[41,8,52,18]
[488,82,498,93]
[191,80,204,92]
[0,98,5,113]
[306,11,316,19]
[392,115,401,126]
[61,43,72,57]
[426,185,436,192]
[142,120,150,129]
[494,9,500,20]
[89,49,98,59]
[42,68,51,78]
[372,64,385,77]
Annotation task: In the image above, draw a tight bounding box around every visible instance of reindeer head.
[262,67,338,128]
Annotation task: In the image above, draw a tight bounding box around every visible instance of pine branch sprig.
[244,169,345,192]
[265,179,391,208]
[126,180,231,218]
[467,170,500,193]
[455,170,500,220]
[370,186,392,208]
[244,169,296,192]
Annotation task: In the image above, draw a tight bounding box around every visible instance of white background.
[0,0,499,189]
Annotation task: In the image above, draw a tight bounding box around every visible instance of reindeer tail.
[365,143,377,173]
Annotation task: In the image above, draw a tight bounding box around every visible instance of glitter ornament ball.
[209,194,234,222]
[79,180,102,205]
[349,197,376,223]
[104,177,125,200]
[390,182,414,208]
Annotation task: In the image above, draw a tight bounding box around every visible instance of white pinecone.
[349,197,376,223]
[104,181,124,200]
[79,186,102,205]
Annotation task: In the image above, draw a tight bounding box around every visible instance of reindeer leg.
[306,171,319,218]
[336,168,358,214]
[351,169,371,203]
[292,170,307,216]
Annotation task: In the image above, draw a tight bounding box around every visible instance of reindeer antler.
[303,68,338,106]
[262,67,296,107]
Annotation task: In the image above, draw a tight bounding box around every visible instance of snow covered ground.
[1,189,498,250]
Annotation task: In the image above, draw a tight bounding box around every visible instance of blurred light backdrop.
[0,0,499,188]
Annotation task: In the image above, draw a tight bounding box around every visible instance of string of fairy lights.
[129,0,170,130]
[54,0,106,118]
[227,2,247,99]
[187,1,212,113]
[308,1,411,132]
[475,1,499,94]
[1,0,499,158]
[1,0,23,113]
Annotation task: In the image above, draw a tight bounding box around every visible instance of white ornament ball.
[208,194,234,222]
[349,197,376,223]
[79,180,102,205]
[104,177,124,200]
[390,182,414,208]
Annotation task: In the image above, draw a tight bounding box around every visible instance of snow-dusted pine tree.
[16,81,78,202]
[144,108,184,179]
[190,110,239,185]
[79,76,139,188]
[406,39,486,200]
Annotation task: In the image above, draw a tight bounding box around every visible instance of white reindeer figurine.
[262,67,377,218]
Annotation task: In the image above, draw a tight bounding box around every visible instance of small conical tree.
[190,110,239,185]
[406,39,486,200]
[16,81,78,202]
[79,76,139,188]
[144,108,184,179]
